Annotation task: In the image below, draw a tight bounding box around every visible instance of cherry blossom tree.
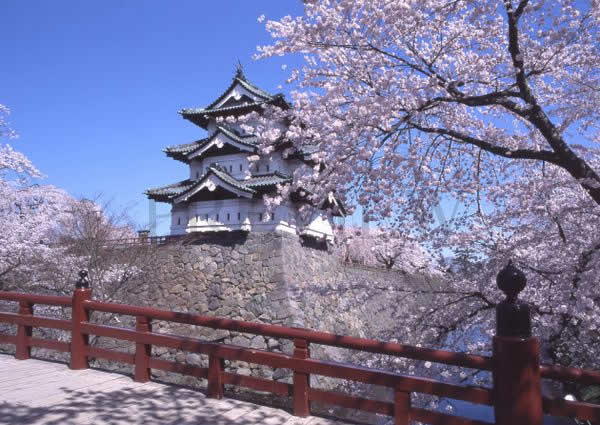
[369,227,433,272]
[332,225,371,265]
[0,106,73,291]
[250,0,600,373]
[48,197,155,303]
[0,105,16,139]
[0,106,147,302]
[334,225,438,273]
[1,106,156,352]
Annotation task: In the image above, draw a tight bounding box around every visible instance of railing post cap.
[496,259,526,301]
[76,270,90,289]
[496,260,531,338]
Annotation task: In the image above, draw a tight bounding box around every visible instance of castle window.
[177,217,181,225]
[229,165,232,172]
[196,171,199,179]
[205,214,209,221]
[266,164,270,172]
[257,165,260,172]
[195,215,199,222]
[259,213,263,222]
[237,212,241,220]
[227,213,230,221]
[216,214,219,221]
[239,164,242,171]
[272,213,275,221]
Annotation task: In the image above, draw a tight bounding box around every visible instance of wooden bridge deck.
[0,354,349,425]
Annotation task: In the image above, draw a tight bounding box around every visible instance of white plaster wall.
[189,153,250,180]
[248,152,303,176]
[305,212,334,239]
[189,151,299,180]
[182,199,298,234]
[248,155,304,177]
[284,205,334,240]
[185,199,292,224]
[172,196,333,240]
[170,204,190,235]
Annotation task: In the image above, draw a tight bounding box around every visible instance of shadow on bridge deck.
[0,354,349,425]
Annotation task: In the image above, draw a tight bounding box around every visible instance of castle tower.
[145,68,340,239]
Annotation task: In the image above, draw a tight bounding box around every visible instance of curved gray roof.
[178,70,287,129]
[145,165,292,203]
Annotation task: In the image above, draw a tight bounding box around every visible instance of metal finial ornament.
[495,260,531,338]
[76,270,90,289]
[496,259,527,301]
[235,60,245,79]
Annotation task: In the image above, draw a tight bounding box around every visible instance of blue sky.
[0,1,304,234]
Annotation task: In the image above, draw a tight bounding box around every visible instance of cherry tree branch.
[408,123,560,163]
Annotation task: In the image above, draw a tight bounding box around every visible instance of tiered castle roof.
[146,69,296,205]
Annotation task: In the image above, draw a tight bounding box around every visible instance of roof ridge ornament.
[235,60,246,80]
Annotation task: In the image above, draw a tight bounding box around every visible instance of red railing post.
[293,338,310,417]
[493,336,542,425]
[134,315,152,383]
[70,270,92,370]
[207,354,224,399]
[394,388,411,425]
[15,301,33,360]
[493,261,542,425]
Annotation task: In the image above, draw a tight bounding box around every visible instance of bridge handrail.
[84,299,493,371]
[83,299,600,385]
[0,291,71,306]
[1,285,599,424]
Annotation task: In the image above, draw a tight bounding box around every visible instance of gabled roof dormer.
[207,68,275,109]
[148,162,294,204]
[174,164,256,203]
[179,68,287,129]
[164,126,257,163]
[187,126,257,160]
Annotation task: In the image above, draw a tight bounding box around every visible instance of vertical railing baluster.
[207,353,225,399]
[70,270,92,370]
[293,338,310,417]
[15,301,33,360]
[394,388,411,425]
[134,315,152,382]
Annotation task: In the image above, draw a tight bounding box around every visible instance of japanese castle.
[145,68,339,239]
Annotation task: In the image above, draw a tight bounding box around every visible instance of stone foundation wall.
[114,232,292,386]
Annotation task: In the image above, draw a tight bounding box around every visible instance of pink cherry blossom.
[251,1,600,371]
[0,105,141,302]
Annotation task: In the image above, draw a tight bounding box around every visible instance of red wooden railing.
[0,286,599,425]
